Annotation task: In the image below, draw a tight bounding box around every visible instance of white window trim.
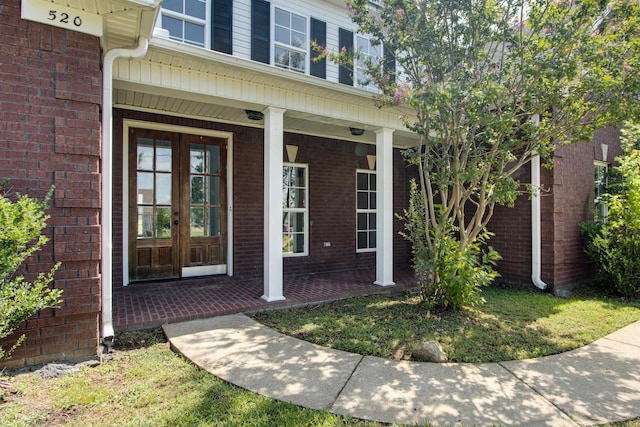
[356,168,377,253]
[160,0,211,49]
[272,6,309,74]
[283,162,309,257]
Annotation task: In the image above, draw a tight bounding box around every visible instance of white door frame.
[122,119,234,285]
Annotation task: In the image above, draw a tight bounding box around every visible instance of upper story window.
[160,0,233,54]
[594,161,608,222]
[338,29,391,89]
[355,35,381,91]
[161,0,208,48]
[274,8,308,73]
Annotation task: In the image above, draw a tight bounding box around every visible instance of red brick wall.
[394,149,414,267]
[113,110,412,284]
[489,129,621,291]
[489,166,534,285]
[0,0,102,368]
[489,164,555,287]
[549,128,622,289]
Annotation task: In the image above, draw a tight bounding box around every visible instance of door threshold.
[182,265,227,277]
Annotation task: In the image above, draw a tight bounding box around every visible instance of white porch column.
[263,107,286,302]
[374,127,395,286]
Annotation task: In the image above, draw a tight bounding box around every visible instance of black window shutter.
[212,0,233,54]
[383,45,396,83]
[310,18,326,79]
[338,28,353,86]
[251,0,270,64]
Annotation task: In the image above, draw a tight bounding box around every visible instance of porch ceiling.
[114,87,416,147]
[113,37,418,148]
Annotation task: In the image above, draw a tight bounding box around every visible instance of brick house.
[1,0,619,367]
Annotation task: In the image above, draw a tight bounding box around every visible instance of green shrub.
[400,179,501,311]
[582,123,640,297]
[0,183,62,363]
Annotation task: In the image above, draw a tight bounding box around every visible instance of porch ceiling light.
[350,127,365,136]
[245,110,264,121]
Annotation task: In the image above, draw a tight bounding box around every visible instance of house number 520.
[48,10,82,27]
[21,0,102,37]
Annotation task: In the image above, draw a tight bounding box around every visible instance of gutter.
[531,153,548,290]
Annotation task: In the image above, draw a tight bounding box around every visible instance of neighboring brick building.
[1,0,620,367]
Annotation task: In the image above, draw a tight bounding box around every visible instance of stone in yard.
[412,341,448,362]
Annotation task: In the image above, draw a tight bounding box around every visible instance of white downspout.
[101,38,150,346]
[531,152,548,290]
[530,113,548,290]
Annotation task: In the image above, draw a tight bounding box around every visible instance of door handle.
[174,220,179,225]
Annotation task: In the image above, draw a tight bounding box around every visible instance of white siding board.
[264,86,274,106]
[161,66,171,87]
[150,64,162,85]
[170,66,181,88]
[233,0,252,60]
[140,61,152,84]
[132,60,144,82]
[325,26,340,83]
[254,84,266,104]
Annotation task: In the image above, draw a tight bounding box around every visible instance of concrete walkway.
[163,315,640,426]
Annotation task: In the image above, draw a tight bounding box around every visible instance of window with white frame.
[274,8,307,73]
[355,35,381,91]
[283,164,308,255]
[161,0,209,48]
[594,161,608,222]
[356,170,376,251]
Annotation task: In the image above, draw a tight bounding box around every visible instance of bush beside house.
[583,123,640,297]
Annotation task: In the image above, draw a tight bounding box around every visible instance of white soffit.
[43,0,159,49]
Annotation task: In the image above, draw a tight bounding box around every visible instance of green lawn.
[253,286,640,363]
[0,336,378,427]
[1,286,639,426]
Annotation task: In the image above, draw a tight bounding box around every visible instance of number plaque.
[21,0,103,38]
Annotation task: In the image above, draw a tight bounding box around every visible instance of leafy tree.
[337,0,639,309]
[583,122,640,296]
[0,184,62,363]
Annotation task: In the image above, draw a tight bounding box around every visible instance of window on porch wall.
[160,0,232,53]
[356,170,377,252]
[594,161,608,222]
[282,164,308,256]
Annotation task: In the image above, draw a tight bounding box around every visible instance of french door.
[128,128,227,281]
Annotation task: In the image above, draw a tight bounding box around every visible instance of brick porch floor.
[114,267,417,331]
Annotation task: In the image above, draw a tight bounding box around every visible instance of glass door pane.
[129,129,178,281]
[136,139,173,239]
[189,143,222,238]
